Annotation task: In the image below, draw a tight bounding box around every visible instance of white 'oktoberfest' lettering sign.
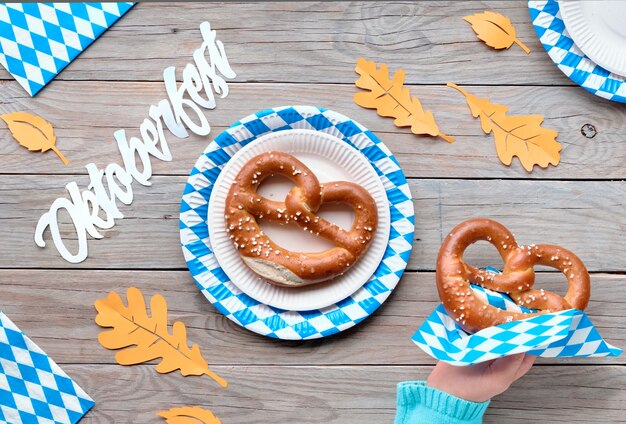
[34,22,235,263]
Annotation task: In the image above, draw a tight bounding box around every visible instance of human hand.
[426,353,535,403]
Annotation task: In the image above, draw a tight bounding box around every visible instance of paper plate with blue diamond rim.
[529,0,626,103]
[179,105,415,340]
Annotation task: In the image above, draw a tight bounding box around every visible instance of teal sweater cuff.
[395,381,490,424]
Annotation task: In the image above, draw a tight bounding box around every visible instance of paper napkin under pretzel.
[412,270,622,366]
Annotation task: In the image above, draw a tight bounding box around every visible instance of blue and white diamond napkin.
[0,2,134,96]
[413,283,622,366]
[0,311,94,423]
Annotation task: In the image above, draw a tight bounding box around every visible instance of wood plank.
[412,179,626,272]
[63,364,626,423]
[1,81,623,178]
[0,2,622,422]
[0,2,570,86]
[0,270,622,366]
[1,176,624,271]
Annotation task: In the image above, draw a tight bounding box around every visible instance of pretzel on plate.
[224,151,378,287]
[436,218,590,333]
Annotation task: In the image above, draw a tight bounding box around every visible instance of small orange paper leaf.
[448,82,561,172]
[464,11,530,54]
[158,406,222,424]
[94,287,227,388]
[354,58,454,142]
[0,111,68,164]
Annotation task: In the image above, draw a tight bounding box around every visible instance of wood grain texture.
[0,1,624,422]
[0,270,622,366]
[0,81,622,178]
[0,2,570,86]
[64,364,626,423]
[1,176,623,271]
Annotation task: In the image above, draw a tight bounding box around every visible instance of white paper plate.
[559,1,626,76]
[207,129,391,311]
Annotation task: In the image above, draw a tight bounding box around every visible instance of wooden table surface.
[1,2,624,423]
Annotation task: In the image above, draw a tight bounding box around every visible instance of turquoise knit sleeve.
[395,381,490,424]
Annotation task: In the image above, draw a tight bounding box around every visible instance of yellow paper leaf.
[463,11,530,54]
[448,83,561,172]
[158,406,222,424]
[94,287,227,388]
[354,58,454,143]
[0,111,68,164]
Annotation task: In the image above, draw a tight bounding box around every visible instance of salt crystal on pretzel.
[224,152,378,287]
[436,218,590,333]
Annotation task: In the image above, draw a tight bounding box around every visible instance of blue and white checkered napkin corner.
[0,311,94,423]
[412,282,622,366]
[0,2,134,96]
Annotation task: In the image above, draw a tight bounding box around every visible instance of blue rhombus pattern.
[179,105,415,340]
[529,0,626,103]
[413,284,622,365]
[0,311,94,423]
[0,2,134,95]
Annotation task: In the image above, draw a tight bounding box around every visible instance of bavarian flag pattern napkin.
[413,284,622,366]
[0,311,94,423]
[0,2,134,95]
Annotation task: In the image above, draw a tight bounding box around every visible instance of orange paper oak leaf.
[354,58,454,142]
[94,287,227,388]
[158,406,222,424]
[448,83,561,172]
[464,11,530,54]
[0,111,68,164]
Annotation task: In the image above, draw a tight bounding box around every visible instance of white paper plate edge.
[559,0,626,76]
[207,129,391,311]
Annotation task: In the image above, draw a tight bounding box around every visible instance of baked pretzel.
[436,218,590,333]
[224,151,378,287]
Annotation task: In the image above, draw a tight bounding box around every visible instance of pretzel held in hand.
[436,218,590,333]
[224,152,378,287]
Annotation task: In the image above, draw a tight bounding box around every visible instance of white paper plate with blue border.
[179,105,415,340]
[207,129,391,312]
[529,0,626,103]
